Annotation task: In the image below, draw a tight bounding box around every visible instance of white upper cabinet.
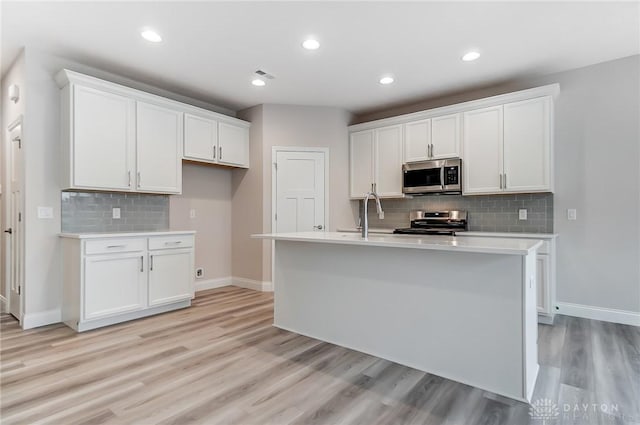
[350,84,557,196]
[349,126,403,199]
[431,113,461,159]
[218,122,249,167]
[463,97,553,195]
[375,125,404,197]
[56,69,251,194]
[184,113,217,161]
[70,85,135,191]
[136,101,183,194]
[183,112,249,168]
[463,106,504,194]
[503,97,552,193]
[349,130,375,198]
[404,119,431,163]
[404,113,461,163]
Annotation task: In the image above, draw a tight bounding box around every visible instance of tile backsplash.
[360,193,553,233]
[61,191,169,233]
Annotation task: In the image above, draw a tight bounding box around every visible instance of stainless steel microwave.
[402,158,462,195]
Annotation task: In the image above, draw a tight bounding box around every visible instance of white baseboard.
[22,309,62,330]
[0,295,6,314]
[556,302,640,326]
[195,277,233,292]
[232,277,273,292]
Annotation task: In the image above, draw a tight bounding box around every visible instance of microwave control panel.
[445,166,459,185]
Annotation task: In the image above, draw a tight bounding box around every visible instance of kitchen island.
[253,232,541,402]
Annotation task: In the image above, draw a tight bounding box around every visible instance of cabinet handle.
[371,183,374,192]
[165,241,182,245]
[504,174,507,189]
[128,170,132,187]
[140,255,144,272]
[213,146,216,159]
[219,146,222,160]
[150,255,154,271]
[137,171,141,186]
[107,244,126,249]
[430,144,434,158]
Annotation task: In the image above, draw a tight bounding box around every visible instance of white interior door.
[6,121,24,320]
[275,150,325,233]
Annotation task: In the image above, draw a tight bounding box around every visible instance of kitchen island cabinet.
[253,232,540,402]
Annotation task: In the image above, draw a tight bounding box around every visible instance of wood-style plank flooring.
[1,286,639,424]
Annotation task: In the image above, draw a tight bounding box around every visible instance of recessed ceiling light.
[462,51,481,61]
[379,76,395,85]
[141,29,162,43]
[302,39,320,50]
[252,79,266,87]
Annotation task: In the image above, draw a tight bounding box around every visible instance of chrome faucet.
[362,189,384,239]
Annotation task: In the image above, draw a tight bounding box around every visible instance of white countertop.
[253,232,541,255]
[59,230,196,239]
[337,228,556,239]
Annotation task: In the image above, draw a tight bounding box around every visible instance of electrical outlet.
[195,268,204,279]
[37,206,53,219]
[189,209,196,219]
[567,209,577,220]
[112,207,121,219]
[518,209,527,220]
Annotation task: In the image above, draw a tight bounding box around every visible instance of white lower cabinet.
[148,248,193,307]
[84,252,146,320]
[61,232,195,332]
[536,254,551,314]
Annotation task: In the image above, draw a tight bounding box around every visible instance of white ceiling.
[2,1,639,114]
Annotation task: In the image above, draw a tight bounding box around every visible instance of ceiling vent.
[255,70,276,80]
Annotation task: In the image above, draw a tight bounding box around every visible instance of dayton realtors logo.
[530,398,621,423]
[529,398,560,424]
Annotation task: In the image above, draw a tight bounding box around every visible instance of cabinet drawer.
[148,235,194,250]
[536,240,550,255]
[85,238,146,255]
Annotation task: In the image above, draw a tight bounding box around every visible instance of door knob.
[313,225,323,230]
[4,228,12,234]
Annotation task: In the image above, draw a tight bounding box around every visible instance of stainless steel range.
[393,210,468,236]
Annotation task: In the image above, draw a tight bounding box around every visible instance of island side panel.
[523,250,539,401]
[273,240,528,401]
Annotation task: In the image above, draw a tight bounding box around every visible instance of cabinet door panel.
[184,113,217,161]
[536,255,550,314]
[431,113,461,159]
[218,122,249,167]
[503,97,551,192]
[463,106,503,194]
[375,125,404,197]
[404,119,431,163]
[73,86,134,190]
[84,253,145,320]
[148,249,193,306]
[349,130,375,198]
[136,102,183,193]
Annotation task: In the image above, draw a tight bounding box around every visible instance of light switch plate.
[37,206,53,219]
[112,207,121,219]
[567,209,577,220]
[518,209,527,220]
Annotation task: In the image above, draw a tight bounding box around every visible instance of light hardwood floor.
[1,286,638,425]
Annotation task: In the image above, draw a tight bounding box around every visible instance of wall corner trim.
[556,302,640,326]
[22,309,62,330]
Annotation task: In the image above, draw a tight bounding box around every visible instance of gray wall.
[363,193,553,233]
[61,192,169,233]
[357,55,640,315]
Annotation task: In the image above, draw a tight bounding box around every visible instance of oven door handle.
[440,166,445,190]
